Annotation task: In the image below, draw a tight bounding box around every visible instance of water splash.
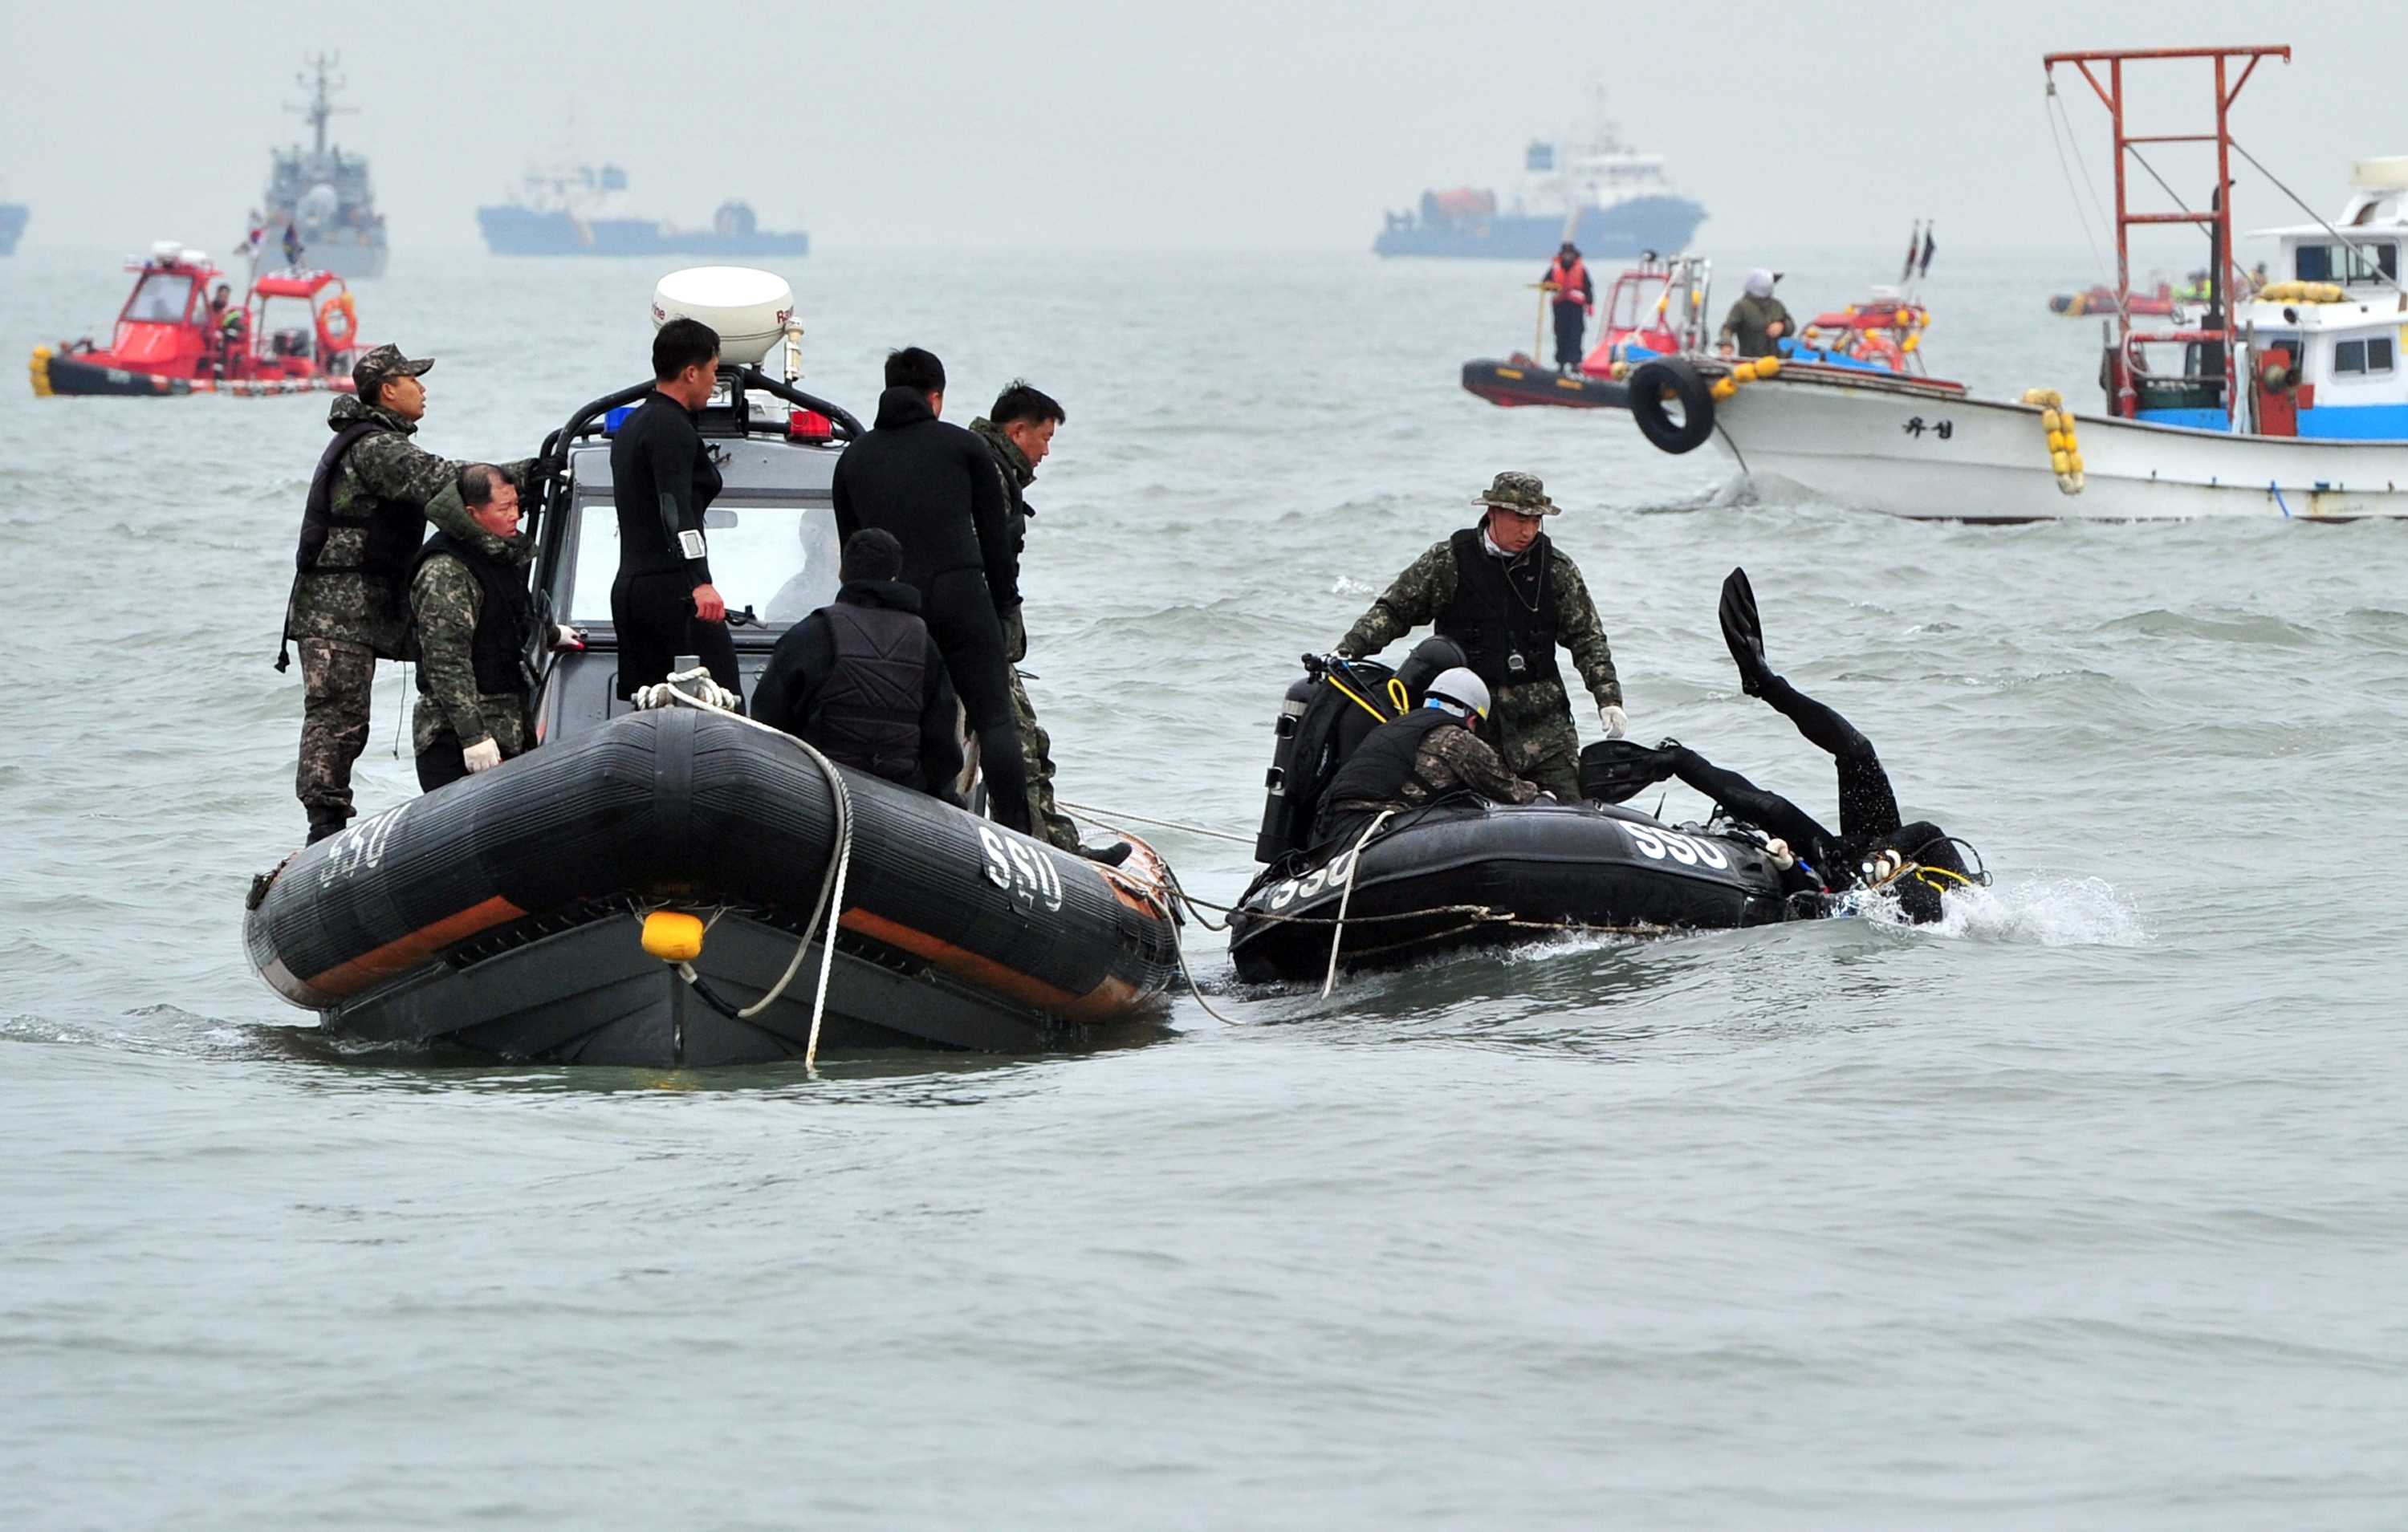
[1863,875,2149,948]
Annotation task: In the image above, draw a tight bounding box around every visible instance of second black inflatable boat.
[1229,648,1786,983]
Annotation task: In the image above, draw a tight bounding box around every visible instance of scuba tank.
[1254,664,1324,864]
[1253,638,1472,864]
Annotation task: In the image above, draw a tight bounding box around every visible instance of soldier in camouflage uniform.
[409,465,558,792]
[968,382,1084,854]
[1336,471,1627,805]
[1314,667,1540,849]
[282,343,545,842]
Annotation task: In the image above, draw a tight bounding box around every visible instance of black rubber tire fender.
[1629,358,1716,455]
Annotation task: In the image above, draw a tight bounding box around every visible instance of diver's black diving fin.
[1719,567,1769,697]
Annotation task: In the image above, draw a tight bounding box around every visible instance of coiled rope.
[638,666,853,1071]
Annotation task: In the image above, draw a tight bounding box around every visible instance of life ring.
[1628,358,1715,455]
[318,291,356,343]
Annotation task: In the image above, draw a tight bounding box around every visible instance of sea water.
[2,245,2404,1529]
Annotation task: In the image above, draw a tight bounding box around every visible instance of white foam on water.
[1862,875,2150,948]
[1327,575,1379,597]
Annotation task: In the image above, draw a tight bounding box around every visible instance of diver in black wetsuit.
[611,318,742,704]
[1621,568,1972,922]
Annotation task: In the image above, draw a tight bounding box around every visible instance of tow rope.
[637,666,854,1071]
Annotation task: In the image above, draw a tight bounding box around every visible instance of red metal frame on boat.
[2042,44,2288,417]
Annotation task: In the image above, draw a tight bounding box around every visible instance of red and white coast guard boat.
[29,240,367,398]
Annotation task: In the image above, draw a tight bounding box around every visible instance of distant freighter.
[477,163,807,258]
[1376,108,1706,260]
[0,201,26,256]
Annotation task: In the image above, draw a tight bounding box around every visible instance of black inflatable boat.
[1228,648,1785,983]
[247,709,1182,1063]
[246,338,1182,1064]
[1461,356,1630,411]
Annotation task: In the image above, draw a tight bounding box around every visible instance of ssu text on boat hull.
[1230,802,1786,983]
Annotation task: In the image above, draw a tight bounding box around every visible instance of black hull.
[33,349,354,399]
[245,710,1182,1064]
[1461,359,1629,411]
[1229,803,1787,983]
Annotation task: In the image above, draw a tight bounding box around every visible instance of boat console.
[522,268,864,748]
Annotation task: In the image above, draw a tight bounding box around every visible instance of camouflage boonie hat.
[1472,470,1558,515]
[352,343,433,398]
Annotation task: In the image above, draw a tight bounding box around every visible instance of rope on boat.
[640,667,854,1072]
[1056,798,1253,846]
[2228,139,2408,302]
[2044,79,2118,295]
[1320,810,1395,998]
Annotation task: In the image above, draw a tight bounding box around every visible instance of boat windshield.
[565,498,843,627]
[124,273,195,323]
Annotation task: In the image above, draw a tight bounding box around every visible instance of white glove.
[551,624,585,651]
[1763,836,1796,871]
[462,737,503,774]
[1600,704,1628,738]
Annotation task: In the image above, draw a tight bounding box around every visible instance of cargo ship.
[0,201,26,255]
[252,54,387,280]
[477,162,807,258]
[1375,101,1705,260]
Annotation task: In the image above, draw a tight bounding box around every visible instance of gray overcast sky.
[2,0,2397,255]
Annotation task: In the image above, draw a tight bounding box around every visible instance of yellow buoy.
[2051,449,2072,475]
[1710,379,1737,401]
[641,911,706,962]
[1755,356,1780,378]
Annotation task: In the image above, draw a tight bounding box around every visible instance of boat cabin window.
[2294,242,2398,286]
[2333,336,2396,377]
[563,499,842,626]
[124,274,195,323]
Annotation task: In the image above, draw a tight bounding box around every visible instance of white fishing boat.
[1624,44,2408,523]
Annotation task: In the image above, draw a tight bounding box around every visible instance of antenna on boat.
[285,51,354,158]
[2040,44,2289,421]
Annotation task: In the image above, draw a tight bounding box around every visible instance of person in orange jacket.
[1541,241,1594,371]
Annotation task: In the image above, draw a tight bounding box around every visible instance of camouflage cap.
[352,343,433,398]
[1472,470,1558,515]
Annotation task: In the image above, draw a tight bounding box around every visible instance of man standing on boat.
[1718,268,1793,359]
[1334,472,1625,804]
[609,318,742,706]
[279,344,547,844]
[1542,242,1594,372]
[968,380,1081,852]
[831,347,1033,836]
[408,465,567,792]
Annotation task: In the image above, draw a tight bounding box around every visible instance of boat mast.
[287,52,352,158]
[2042,44,2287,419]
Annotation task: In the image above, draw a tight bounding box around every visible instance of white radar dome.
[2351,157,2408,190]
[651,266,795,368]
[298,183,340,231]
